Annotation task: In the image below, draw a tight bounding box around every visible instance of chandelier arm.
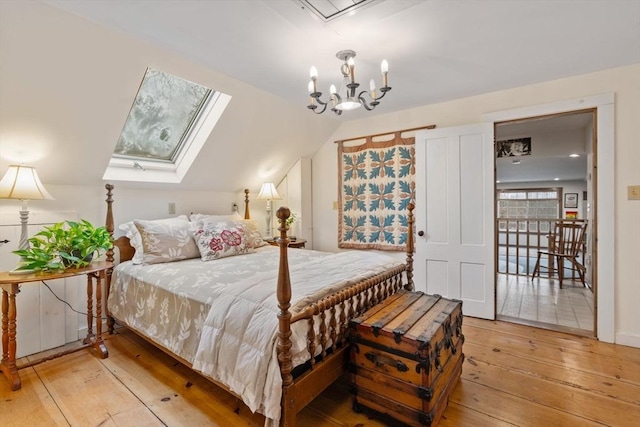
[311,92,328,105]
[308,102,328,114]
[308,91,330,113]
[357,90,379,111]
[376,86,392,101]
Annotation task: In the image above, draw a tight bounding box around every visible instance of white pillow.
[242,219,268,248]
[119,215,189,264]
[134,219,200,265]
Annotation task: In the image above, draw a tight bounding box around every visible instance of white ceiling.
[35,0,640,186]
[495,112,593,183]
[45,0,640,121]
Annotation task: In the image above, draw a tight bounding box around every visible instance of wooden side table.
[0,260,112,391]
[267,238,307,249]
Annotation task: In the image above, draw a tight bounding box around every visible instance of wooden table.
[0,261,112,390]
[267,238,307,249]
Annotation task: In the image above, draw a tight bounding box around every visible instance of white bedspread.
[108,246,404,425]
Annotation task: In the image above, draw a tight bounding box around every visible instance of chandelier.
[307,50,391,115]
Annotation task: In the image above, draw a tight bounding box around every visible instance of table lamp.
[0,165,54,274]
[257,182,282,239]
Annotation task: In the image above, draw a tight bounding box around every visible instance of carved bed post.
[405,202,415,291]
[104,184,116,334]
[275,207,295,426]
[244,189,250,220]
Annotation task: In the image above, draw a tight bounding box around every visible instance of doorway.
[494,110,596,336]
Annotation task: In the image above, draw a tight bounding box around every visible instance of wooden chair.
[532,222,587,288]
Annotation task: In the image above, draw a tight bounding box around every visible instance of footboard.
[275,205,415,426]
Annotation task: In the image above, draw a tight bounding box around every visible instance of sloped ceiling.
[0,1,638,192]
[43,0,640,118]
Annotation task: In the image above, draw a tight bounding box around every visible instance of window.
[497,188,561,232]
[103,68,231,183]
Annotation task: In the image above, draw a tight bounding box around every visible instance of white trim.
[483,93,615,344]
[103,91,232,184]
[615,332,640,349]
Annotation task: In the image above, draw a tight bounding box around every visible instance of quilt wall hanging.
[337,126,434,251]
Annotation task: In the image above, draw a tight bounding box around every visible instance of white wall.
[0,184,247,240]
[311,64,640,346]
[274,158,313,247]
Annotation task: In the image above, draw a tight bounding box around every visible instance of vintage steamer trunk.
[349,289,464,426]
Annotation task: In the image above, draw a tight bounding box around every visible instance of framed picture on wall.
[564,193,578,208]
[497,137,532,157]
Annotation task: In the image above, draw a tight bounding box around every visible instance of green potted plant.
[285,212,297,240]
[13,219,113,272]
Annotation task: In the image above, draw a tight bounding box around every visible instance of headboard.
[105,185,252,264]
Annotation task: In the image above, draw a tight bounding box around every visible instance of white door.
[414,124,495,319]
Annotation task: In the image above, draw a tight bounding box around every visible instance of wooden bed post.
[104,184,116,334]
[244,189,250,220]
[406,202,415,291]
[275,207,295,426]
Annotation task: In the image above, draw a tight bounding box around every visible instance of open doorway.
[494,110,596,337]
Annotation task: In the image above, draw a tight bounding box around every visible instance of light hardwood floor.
[1,318,638,426]
[497,274,594,335]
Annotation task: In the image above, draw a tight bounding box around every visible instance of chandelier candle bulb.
[330,84,338,106]
[348,57,355,84]
[370,79,376,98]
[310,66,318,93]
[381,59,389,87]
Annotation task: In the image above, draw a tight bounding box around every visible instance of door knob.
[418,231,424,237]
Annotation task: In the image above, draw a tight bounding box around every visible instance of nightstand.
[0,261,112,391]
[267,238,307,249]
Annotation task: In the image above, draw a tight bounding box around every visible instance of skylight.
[103,68,231,183]
[298,0,382,22]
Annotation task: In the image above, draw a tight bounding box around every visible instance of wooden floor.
[1,318,639,426]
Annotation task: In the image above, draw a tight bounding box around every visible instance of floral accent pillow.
[134,219,200,264]
[193,221,253,261]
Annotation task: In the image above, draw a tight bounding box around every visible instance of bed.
[103,184,415,426]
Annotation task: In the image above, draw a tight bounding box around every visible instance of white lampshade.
[257,182,282,201]
[0,165,54,200]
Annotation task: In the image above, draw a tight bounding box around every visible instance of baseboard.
[77,318,109,339]
[615,332,640,348]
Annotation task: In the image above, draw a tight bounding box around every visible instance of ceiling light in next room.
[569,153,580,158]
[554,177,560,181]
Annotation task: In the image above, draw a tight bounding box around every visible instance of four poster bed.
[103,184,415,426]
